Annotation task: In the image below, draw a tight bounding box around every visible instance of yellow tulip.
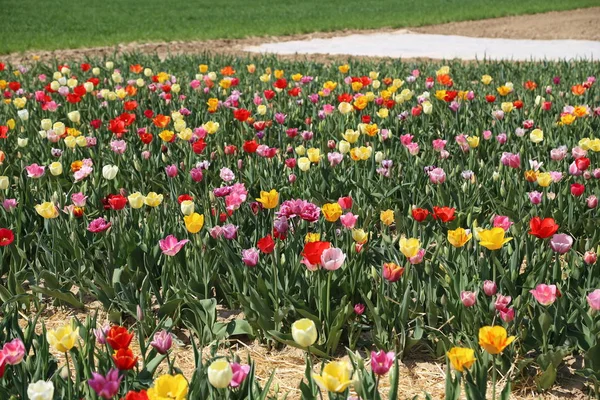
[47,323,78,352]
[399,237,420,258]
[530,128,544,143]
[342,129,360,144]
[338,102,353,114]
[322,203,342,222]
[338,64,350,74]
[481,75,493,85]
[447,347,476,372]
[305,232,321,243]
[312,361,353,393]
[144,192,163,207]
[477,227,512,251]
[466,136,480,148]
[159,130,175,142]
[256,189,279,209]
[307,148,321,163]
[352,229,368,244]
[184,213,205,234]
[198,64,208,73]
[128,192,146,209]
[380,210,394,226]
[298,157,311,172]
[447,228,472,248]
[35,202,59,219]
[479,326,515,355]
[536,172,552,187]
[148,374,189,400]
[501,102,513,113]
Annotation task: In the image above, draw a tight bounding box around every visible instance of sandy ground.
[0,7,599,65]
[22,301,590,400]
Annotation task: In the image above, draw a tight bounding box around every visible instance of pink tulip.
[241,248,259,267]
[587,195,598,209]
[87,218,112,233]
[409,248,425,265]
[587,289,600,311]
[370,350,395,376]
[2,338,25,365]
[432,139,447,151]
[550,147,567,161]
[150,330,173,355]
[222,224,238,240]
[71,192,88,207]
[354,303,365,315]
[428,168,446,184]
[320,247,346,271]
[530,284,559,306]
[482,129,492,140]
[230,363,251,388]
[496,133,507,144]
[495,294,512,311]
[340,213,358,229]
[159,235,189,256]
[549,234,573,254]
[492,216,513,231]
[165,164,178,178]
[528,191,543,204]
[460,291,477,307]
[2,199,18,212]
[483,280,497,296]
[499,307,515,322]
[25,163,45,178]
[500,153,521,168]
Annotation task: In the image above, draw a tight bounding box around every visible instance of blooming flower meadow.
[0,56,599,398]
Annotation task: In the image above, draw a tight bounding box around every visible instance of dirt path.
[1,8,598,65]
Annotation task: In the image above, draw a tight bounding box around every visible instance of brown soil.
[23,301,590,400]
[1,8,598,66]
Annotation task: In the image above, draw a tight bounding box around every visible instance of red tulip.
[301,241,331,266]
[571,183,585,197]
[257,235,275,254]
[529,217,559,239]
[106,326,133,350]
[412,208,430,222]
[113,348,137,370]
[432,206,456,223]
[0,228,14,247]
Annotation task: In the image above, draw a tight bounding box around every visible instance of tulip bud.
[583,251,597,265]
[0,176,9,190]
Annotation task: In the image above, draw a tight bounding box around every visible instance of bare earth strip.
[1,8,599,65]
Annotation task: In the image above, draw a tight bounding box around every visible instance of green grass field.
[1,0,598,54]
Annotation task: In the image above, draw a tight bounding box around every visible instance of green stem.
[492,355,497,400]
[65,351,73,400]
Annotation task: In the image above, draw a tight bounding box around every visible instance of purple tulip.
[150,330,173,355]
[88,369,122,399]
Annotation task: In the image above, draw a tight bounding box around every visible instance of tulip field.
[0,55,599,399]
